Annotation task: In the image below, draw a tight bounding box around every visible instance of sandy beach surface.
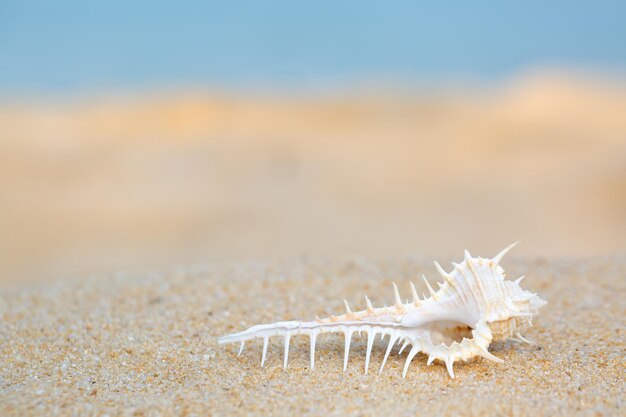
[1,254,624,416]
[1,73,625,416]
[1,74,626,283]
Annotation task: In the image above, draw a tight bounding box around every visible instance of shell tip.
[493,241,521,264]
[445,357,455,378]
[343,299,352,315]
[392,282,402,306]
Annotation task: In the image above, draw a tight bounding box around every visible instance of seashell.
[218,243,547,378]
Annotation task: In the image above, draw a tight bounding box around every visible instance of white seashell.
[218,243,547,378]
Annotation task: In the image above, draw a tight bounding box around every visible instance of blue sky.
[1,1,625,93]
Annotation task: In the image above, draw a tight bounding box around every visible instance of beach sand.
[1,73,625,415]
[1,255,624,416]
[1,73,626,283]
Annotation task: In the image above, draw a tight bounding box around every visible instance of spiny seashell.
[218,243,547,378]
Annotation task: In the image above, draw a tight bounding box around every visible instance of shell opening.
[424,320,474,345]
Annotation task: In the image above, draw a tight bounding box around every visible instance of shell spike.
[398,339,410,355]
[493,241,520,264]
[422,274,438,299]
[343,329,353,371]
[343,299,352,315]
[515,332,535,345]
[409,281,420,304]
[392,282,402,306]
[237,341,245,357]
[283,335,291,369]
[379,333,399,374]
[434,261,455,287]
[445,357,455,378]
[464,249,472,260]
[364,329,376,374]
[364,295,374,312]
[514,275,525,284]
[402,345,421,378]
[309,333,317,369]
[476,347,503,363]
[261,336,269,367]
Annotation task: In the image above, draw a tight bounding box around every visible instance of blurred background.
[1,1,625,282]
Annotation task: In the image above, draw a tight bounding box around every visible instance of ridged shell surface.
[218,243,547,378]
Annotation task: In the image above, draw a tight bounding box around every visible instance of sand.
[1,255,624,416]
[1,73,626,282]
[1,71,625,415]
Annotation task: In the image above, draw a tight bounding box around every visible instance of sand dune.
[0,73,625,281]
